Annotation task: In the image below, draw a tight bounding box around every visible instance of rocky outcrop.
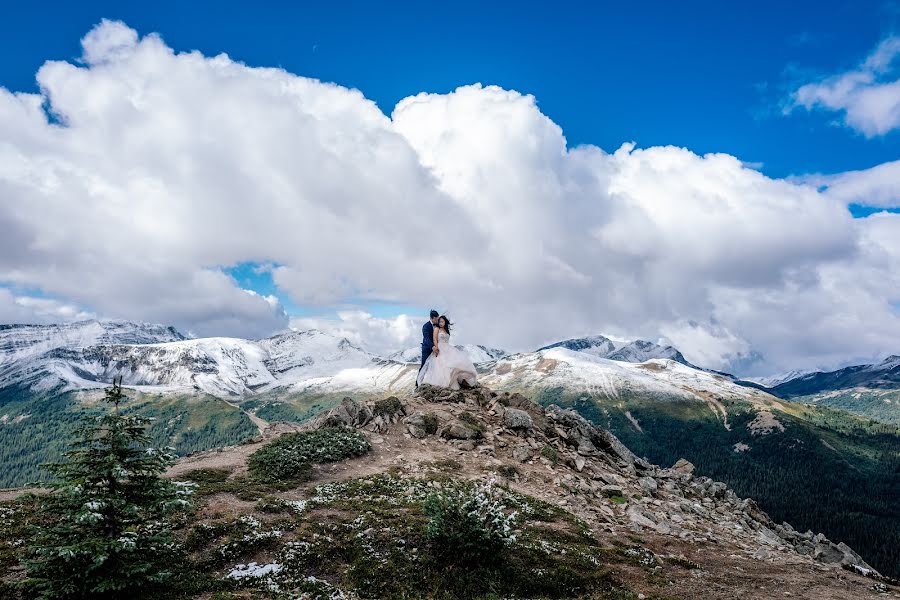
[307,384,882,580]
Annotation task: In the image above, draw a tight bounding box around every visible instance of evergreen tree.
[22,377,193,599]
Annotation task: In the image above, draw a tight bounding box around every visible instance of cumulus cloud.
[0,289,94,324]
[799,159,900,208]
[290,311,419,355]
[1,20,899,375]
[788,36,900,137]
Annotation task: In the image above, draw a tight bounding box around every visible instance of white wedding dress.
[417,330,478,389]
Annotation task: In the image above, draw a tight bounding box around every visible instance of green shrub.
[458,411,485,431]
[423,413,439,435]
[541,444,559,464]
[248,428,370,483]
[497,465,520,479]
[423,480,517,566]
[373,396,403,417]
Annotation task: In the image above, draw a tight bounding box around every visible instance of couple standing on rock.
[416,309,478,390]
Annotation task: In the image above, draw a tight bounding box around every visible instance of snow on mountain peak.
[537,335,695,368]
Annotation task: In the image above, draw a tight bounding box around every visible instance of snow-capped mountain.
[0,321,768,408]
[386,344,508,365]
[0,322,381,397]
[538,335,696,368]
[0,320,184,363]
[481,347,775,410]
[770,355,900,397]
[742,369,816,389]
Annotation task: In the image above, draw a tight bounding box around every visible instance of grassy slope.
[0,385,257,489]
[527,386,900,579]
[787,388,900,426]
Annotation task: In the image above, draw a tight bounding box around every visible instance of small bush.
[541,444,559,464]
[373,396,403,417]
[423,413,439,435]
[424,480,517,566]
[497,465,520,479]
[458,411,485,431]
[249,428,370,483]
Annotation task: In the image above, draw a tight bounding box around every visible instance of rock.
[503,407,534,431]
[320,397,372,428]
[626,506,656,529]
[708,481,727,499]
[600,484,624,497]
[372,396,405,420]
[672,458,695,476]
[441,421,481,440]
[813,541,844,564]
[512,445,532,462]
[404,411,438,439]
[502,393,547,430]
[545,406,638,467]
[638,476,658,495]
[753,546,772,560]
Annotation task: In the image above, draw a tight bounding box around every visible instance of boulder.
[600,484,624,497]
[320,397,372,428]
[638,476,658,496]
[441,421,481,440]
[672,458,695,476]
[404,411,437,439]
[502,393,547,430]
[545,405,637,467]
[511,445,532,462]
[503,407,534,431]
[626,506,656,529]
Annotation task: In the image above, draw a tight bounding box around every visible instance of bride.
[416,315,478,390]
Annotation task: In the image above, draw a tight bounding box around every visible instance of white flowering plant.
[423,479,518,565]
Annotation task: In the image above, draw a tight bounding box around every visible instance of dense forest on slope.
[0,385,257,488]
[533,387,900,579]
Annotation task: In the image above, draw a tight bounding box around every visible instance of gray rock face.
[501,392,547,430]
[442,421,481,440]
[600,484,624,497]
[638,476,658,495]
[320,397,372,428]
[503,407,534,431]
[512,445,532,462]
[672,458,695,476]
[545,405,637,467]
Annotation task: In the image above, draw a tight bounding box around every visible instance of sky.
[0,1,899,375]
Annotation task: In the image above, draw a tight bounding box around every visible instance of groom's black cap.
[430,310,439,318]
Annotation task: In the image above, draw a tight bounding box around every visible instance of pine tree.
[22,377,193,599]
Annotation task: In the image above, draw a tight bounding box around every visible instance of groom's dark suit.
[420,320,435,368]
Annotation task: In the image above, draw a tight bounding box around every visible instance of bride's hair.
[438,315,451,334]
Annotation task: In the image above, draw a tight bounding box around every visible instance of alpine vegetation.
[423,479,518,566]
[21,378,193,599]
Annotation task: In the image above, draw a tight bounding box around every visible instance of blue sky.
[1,0,896,179]
[0,2,898,371]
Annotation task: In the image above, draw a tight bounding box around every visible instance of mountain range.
[1,319,899,578]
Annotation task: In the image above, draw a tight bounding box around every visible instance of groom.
[417,310,440,387]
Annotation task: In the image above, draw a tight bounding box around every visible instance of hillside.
[761,356,900,426]
[2,384,895,599]
[2,322,899,579]
[478,349,900,578]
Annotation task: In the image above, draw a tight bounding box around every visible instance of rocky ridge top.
[309,384,893,591]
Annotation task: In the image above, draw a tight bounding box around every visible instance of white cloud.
[788,36,900,137]
[0,289,94,324]
[290,311,419,355]
[1,20,899,375]
[800,159,900,208]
